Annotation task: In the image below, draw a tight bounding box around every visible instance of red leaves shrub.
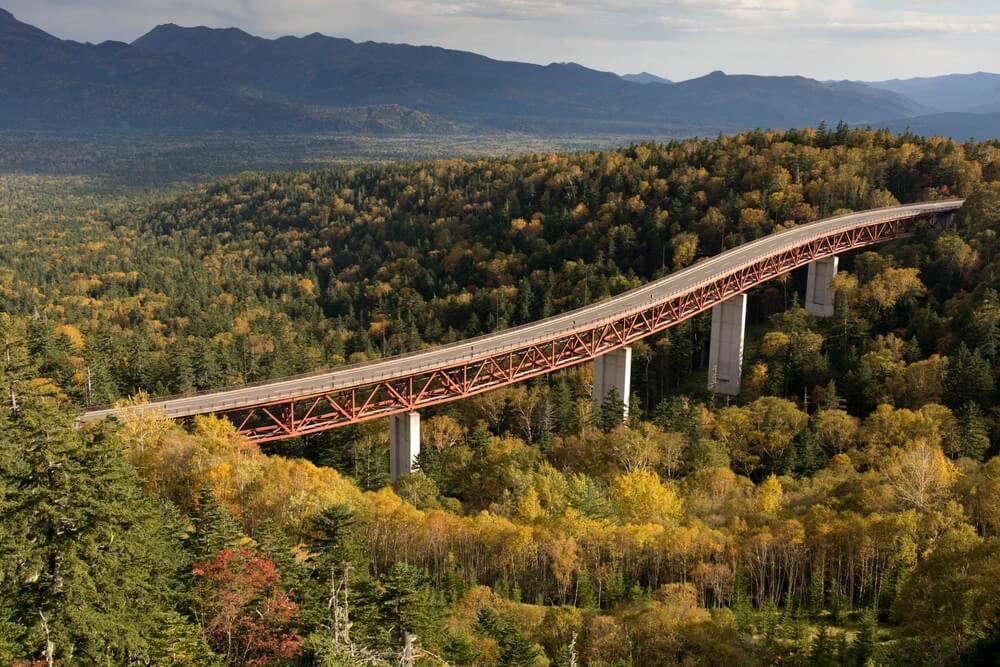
[192,547,302,665]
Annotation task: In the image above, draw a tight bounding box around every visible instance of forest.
[1,125,1000,665]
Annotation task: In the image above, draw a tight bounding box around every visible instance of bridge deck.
[80,199,963,426]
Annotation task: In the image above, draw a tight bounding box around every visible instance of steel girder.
[217,213,949,442]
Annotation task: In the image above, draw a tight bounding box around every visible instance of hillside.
[1,7,928,135]
[2,129,1000,664]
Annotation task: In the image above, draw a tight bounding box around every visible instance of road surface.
[80,199,963,423]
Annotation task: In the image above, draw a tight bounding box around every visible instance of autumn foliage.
[192,548,303,665]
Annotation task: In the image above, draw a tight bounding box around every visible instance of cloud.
[4,0,1000,81]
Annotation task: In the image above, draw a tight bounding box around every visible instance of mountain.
[0,9,454,132]
[0,8,936,135]
[621,72,672,85]
[132,25,923,133]
[867,111,1000,141]
[868,72,1000,113]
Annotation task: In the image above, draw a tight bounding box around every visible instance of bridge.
[81,199,964,479]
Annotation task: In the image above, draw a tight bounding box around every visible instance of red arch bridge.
[80,199,964,479]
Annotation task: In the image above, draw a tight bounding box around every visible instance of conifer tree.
[958,401,991,460]
[189,486,244,563]
[0,387,192,662]
[851,607,879,666]
[595,387,626,432]
[808,626,837,667]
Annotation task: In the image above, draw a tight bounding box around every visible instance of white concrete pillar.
[592,346,632,418]
[805,256,838,317]
[708,294,747,396]
[389,412,420,481]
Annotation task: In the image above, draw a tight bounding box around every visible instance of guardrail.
[80,199,964,434]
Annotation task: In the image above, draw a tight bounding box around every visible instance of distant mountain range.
[868,72,1000,114]
[1,7,999,139]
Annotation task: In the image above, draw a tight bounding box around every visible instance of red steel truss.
[215,213,952,442]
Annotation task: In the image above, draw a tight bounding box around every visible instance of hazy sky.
[7,0,999,81]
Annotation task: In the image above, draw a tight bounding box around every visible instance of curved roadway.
[80,199,963,422]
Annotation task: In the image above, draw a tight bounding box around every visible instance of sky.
[6,0,999,81]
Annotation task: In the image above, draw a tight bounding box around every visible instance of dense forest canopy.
[2,127,1000,665]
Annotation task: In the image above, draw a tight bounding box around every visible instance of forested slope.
[2,128,1000,665]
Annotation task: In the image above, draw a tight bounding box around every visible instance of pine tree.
[473,607,540,667]
[168,341,196,394]
[309,503,362,568]
[575,568,597,608]
[354,563,443,650]
[0,388,191,663]
[254,519,314,617]
[851,607,878,667]
[808,566,825,615]
[808,626,837,667]
[189,486,244,563]
[958,401,991,460]
[551,379,579,436]
[146,611,222,666]
[595,387,626,432]
[945,344,994,408]
[819,379,844,411]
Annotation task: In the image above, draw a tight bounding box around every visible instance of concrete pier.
[805,256,838,317]
[592,346,632,418]
[708,294,747,396]
[389,412,421,480]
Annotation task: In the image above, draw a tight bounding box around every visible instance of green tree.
[0,389,192,663]
[189,485,245,563]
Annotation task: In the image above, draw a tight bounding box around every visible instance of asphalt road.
[80,199,964,422]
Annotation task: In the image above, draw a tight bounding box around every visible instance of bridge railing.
[82,200,962,418]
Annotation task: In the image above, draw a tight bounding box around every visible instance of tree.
[808,626,838,667]
[894,527,1000,664]
[595,388,626,432]
[882,439,957,512]
[945,344,994,408]
[353,563,443,651]
[474,607,540,667]
[609,470,683,524]
[192,547,303,665]
[850,607,878,666]
[957,401,990,460]
[0,389,193,663]
[190,486,246,563]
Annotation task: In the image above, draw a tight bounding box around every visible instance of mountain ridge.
[2,8,996,138]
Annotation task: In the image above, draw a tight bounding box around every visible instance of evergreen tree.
[354,563,442,650]
[945,344,994,408]
[189,486,244,563]
[576,568,597,608]
[551,379,579,436]
[595,387,626,432]
[808,626,838,667]
[0,388,191,663]
[961,614,1000,665]
[958,401,991,460]
[309,503,363,569]
[851,607,879,667]
[473,607,540,667]
[146,611,222,666]
[168,341,196,394]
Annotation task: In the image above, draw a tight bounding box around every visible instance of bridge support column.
[389,412,420,481]
[805,256,838,317]
[708,294,747,396]
[592,346,632,418]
